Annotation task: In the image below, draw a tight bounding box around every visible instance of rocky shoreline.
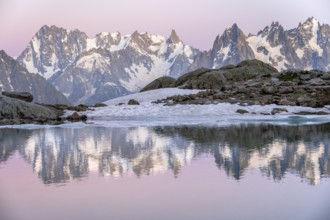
[0,92,92,125]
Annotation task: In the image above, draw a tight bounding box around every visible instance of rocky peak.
[298,17,320,33]
[0,50,8,59]
[216,23,246,47]
[266,21,285,47]
[168,29,182,44]
[211,23,254,68]
[95,31,122,49]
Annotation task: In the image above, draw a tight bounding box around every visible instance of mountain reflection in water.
[0,123,329,185]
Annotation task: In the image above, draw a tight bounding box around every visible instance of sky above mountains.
[1,0,329,57]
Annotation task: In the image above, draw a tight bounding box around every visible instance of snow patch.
[296,48,305,59]
[308,18,323,56]
[184,46,193,57]
[247,35,287,70]
[31,37,41,59]
[150,34,164,44]
[218,44,231,60]
[110,35,131,52]
[76,53,110,72]
[23,51,39,74]
[86,38,97,51]
[104,88,200,105]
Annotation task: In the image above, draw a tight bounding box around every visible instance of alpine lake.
[0,122,330,220]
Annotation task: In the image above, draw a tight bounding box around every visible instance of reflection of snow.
[305,143,324,185]
[249,141,285,168]
[14,125,329,185]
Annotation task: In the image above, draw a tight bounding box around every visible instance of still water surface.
[0,124,330,220]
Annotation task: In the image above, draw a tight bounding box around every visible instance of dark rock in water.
[128,99,140,105]
[236,109,249,114]
[93,103,107,107]
[271,108,288,115]
[66,112,87,122]
[2,91,33,102]
[140,76,176,92]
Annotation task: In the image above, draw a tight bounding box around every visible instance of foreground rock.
[0,95,101,125]
[0,95,63,125]
[152,60,330,108]
[128,99,140,105]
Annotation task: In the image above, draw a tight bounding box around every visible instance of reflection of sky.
[1,154,330,220]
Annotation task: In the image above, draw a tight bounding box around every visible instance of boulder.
[261,86,277,94]
[0,95,60,120]
[93,103,107,107]
[66,112,87,122]
[271,108,288,115]
[278,87,294,94]
[128,99,140,105]
[2,91,33,102]
[140,76,176,92]
[236,109,249,114]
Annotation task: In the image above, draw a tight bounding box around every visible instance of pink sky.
[1,0,330,57]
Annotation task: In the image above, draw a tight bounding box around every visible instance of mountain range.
[8,17,330,104]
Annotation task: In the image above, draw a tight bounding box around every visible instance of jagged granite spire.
[210,23,255,68]
[168,29,182,44]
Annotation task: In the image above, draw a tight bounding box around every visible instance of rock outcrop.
[152,60,330,108]
[140,76,176,92]
[0,95,63,125]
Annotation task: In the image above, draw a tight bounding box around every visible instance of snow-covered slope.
[17,17,330,104]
